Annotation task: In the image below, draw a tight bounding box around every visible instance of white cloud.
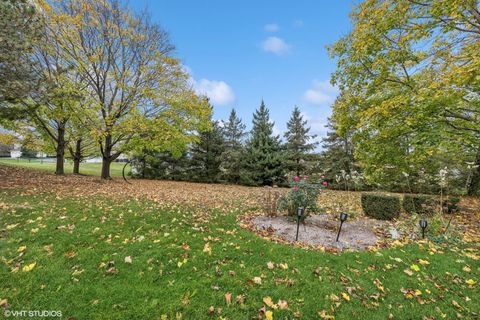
[264,23,279,32]
[261,36,291,55]
[302,79,339,106]
[193,79,235,106]
[301,112,328,135]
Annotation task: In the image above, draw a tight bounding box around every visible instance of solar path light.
[419,218,428,239]
[295,207,304,241]
[336,212,348,242]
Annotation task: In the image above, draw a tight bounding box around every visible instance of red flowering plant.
[277,175,325,220]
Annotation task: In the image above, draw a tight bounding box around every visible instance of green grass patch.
[0,158,129,177]
[0,189,478,319]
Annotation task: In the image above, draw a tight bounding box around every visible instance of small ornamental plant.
[277,175,325,220]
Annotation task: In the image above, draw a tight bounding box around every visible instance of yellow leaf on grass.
[265,310,273,320]
[465,279,476,286]
[263,296,277,309]
[279,263,288,270]
[341,292,350,301]
[22,262,36,272]
[415,289,422,296]
[418,259,430,265]
[17,246,27,253]
[318,310,335,319]
[410,264,420,272]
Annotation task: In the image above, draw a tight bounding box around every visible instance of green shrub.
[277,176,324,220]
[443,197,460,214]
[361,193,401,220]
[403,194,438,215]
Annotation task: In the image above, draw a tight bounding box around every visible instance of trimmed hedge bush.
[403,194,438,215]
[403,194,460,215]
[361,193,401,220]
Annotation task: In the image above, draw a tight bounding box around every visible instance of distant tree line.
[132,101,319,187]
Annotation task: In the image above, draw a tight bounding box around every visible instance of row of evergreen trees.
[133,101,319,186]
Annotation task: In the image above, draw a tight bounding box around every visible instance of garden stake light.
[295,207,304,241]
[419,218,428,239]
[336,212,348,242]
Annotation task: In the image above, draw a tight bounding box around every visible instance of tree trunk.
[101,157,112,179]
[101,134,113,179]
[55,126,66,175]
[468,154,480,196]
[72,138,82,174]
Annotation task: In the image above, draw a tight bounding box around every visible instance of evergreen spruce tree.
[242,100,285,186]
[188,120,225,183]
[284,106,317,176]
[319,118,358,188]
[134,151,189,180]
[220,109,246,183]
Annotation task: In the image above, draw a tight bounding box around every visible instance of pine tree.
[134,151,189,180]
[319,119,358,188]
[242,100,285,186]
[284,106,317,176]
[220,109,246,183]
[188,120,225,183]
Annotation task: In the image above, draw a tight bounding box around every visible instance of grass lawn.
[1,184,479,319]
[0,158,129,177]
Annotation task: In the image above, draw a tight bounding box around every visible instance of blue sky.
[131,0,355,142]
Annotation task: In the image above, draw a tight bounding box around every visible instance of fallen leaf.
[465,279,476,286]
[208,306,215,315]
[341,292,350,301]
[265,310,273,320]
[279,263,288,270]
[277,300,288,310]
[263,296,277,309]
[253,277,262,285]
[22,262,36,272]
[64,251,77,258]
[452,300,462,309]
[318,310,335,319]
[373,278,384,292]
[329,293,340,302]
[404,268,413,276]
[203,243,212,255]
[267,261,274,270]
[124,256,132,264]
[410,264,420,272]
[17,246,27,253]
[418,259,430,265]
[224,292,232,305]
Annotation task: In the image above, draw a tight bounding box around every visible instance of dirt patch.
[252,215,386,250]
